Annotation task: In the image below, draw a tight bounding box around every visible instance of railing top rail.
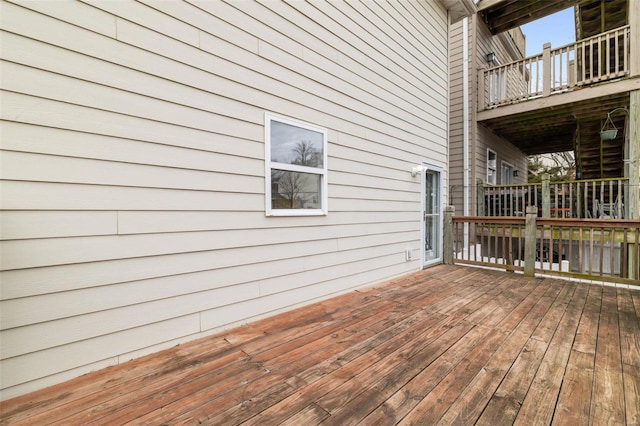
[482,25,630,76]
[483,182,540,189]
[483,53,543,73]
[452,216,526,224]
[537,217,640,227]
[453,215,640,227]
[549,177,629,185]
[556,24,630,51]
[483,177,629,189]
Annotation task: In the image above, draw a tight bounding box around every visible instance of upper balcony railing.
[478,177,629,219]
[479,25,631,109]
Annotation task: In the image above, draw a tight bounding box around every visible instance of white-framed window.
[265,113,328,216]
[487,148,497,185]
[501,160,514,184]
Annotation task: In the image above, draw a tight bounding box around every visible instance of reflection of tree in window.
[272,141,321,209]
[292,140,321,167]
[272,170,303,208]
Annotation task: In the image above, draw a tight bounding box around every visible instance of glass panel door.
[424,169,441,265]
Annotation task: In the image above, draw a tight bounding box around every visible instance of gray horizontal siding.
[0,0,449,399]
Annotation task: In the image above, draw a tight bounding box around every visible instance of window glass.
[501,162,513,184]
[270,170,321,210]
[270,121,324,167]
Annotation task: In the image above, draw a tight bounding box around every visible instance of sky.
[520,7,576,56]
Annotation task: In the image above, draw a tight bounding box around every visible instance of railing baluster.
[589,227,594,274]
[604,33,611,75]
[559,49,564,90]
[568,224,573,272]
[610,227,615,277]
[608,179,613,217]
[614,29,619,74]
[622,228,628,278]
[509,224,514,265]
[548,225,553,272]
[539,224,544,270]
[635,227,640,280]
[510,186,515,216]
[599,34,604,79]
[599,226,605,276]
[576,181,581,218]
[592,181,596,218]
[600,180,604,217]
[583,181,588,218]
[494,224,502,262]
[501,223,507,264]
[578,222,583,273]
[589,40,595,81]
[581,40,586,83]
[493,189,497,217]
[479,222,483,262]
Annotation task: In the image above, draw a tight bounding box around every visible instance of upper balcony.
[474,0,638,157]
[479,25,631,111]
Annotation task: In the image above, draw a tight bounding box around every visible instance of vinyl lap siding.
[475,20,527,186]
[448,19,466,214]
[0,0,448,399]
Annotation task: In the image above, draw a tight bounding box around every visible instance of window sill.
[266,209,327,217]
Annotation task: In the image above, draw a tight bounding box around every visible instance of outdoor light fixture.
[411,165,428,177]
[486,52,497,65]
[513,169,519,177]
[600,107,629,140]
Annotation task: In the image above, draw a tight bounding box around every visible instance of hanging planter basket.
[600,114,618,140]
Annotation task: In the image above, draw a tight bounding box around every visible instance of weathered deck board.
[590,286,626,425]
[618,288,640,425]
[1,265,639,425]
[514,282,588,425]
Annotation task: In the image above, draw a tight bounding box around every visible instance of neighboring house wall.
[449,14,527,215]
[0,0,449,399]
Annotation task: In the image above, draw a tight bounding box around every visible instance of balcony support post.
[628,90,640,220]
[541,173,550,218]
[542,42,551,97]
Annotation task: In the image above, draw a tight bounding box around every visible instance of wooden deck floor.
[2,265,639,425]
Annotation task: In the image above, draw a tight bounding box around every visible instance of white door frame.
[421,161,446,268]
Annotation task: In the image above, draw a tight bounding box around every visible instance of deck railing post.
[542,42,551,97]
[524,206,537,277]
[630,4,639,77]
[542,173,550,217]
[477,179,485,216]
[444,206,455,265]
[478,67,486,110]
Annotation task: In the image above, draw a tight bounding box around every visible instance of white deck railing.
[478,177,628,219]
[480,25,631,109]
